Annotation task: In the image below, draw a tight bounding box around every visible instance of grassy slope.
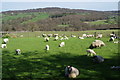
[2,30,120,79]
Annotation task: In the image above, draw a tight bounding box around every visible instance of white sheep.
[65,66,79,78]
[96,34,102,38]
[42,34,47,37]
[64,36,69,40]
[82,34,87,38]
[3,38,9,43]
[86,49,96,56]
[1,44,7,48]
[15,49,21,55]
[89,40,105,49]
[45,45,49,51]
[54,36,59,41]
[44,37,49,42]
[47,34,53,37]
[78,37,84,39]
[59,42,65,47]
[114,41,119,44]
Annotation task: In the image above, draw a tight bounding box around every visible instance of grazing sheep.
[92,55,104,63]
[96,34,102,38]
[44,37,49,42]
[1,44,7,48]
[86,49,96,56]
[59,42,65,47]
[89,40,105,49]
[42,34,47,37]
[45,45,49,51]
[109,37,115,42]
[54,36,59,41]
[15,49,21,55]
[65,66,79,78]
[3,38,9,43]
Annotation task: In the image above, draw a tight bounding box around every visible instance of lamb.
[45,45,49,51]
[3,38,9,44]
[89,40,105,49]
[1,44,7,48]
[44,37,49,42]
[109,37,115,41]
[59,42,65,47]
[65,66,79,78]
[15,49,21,55]
[86,49,96,56]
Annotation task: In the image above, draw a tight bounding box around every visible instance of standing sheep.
[15,49,21,55]
[54,36,59,41]
[59,42,65,47]
[109,37,115,42]
[45,45,49,51]
[65,66,79,78]
[96,34,102,38]
[86,49,96,56]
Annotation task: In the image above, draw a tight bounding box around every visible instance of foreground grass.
[2,35,120,79]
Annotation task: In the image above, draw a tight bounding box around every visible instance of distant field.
[2,30,120,79]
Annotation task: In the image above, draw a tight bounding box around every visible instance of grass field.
[1,30,120,79]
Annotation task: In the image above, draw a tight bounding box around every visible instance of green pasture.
[2,30,120,79]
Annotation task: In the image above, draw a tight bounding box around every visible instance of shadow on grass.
[2,50,120,80]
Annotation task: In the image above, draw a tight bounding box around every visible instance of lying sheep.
[45,45,49,51]
[92,55,104,63]
[96,34,102,38]
[1,44,7,48]
[86,49,96,56]
[82,34,87,38]
[65,66,79,78]
[44,37,49,42]
[114,41,119,44]
[78,37,84,39]
[42,34,47,37]
[89,40,105,49]
[15,49,21,55]
[47,34,52,37]
[59,42,65,47]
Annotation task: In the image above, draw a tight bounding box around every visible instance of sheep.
[15,49,21,55]
[47,34,53,37]
[59,42,65,47]
[89,40,105,49]
[64,36,69,40]
[86,49,96,56]
[45,45,49,51]
[53,34,58,37]
[86,34,94,38]
[44,37,49,42]
[82,34,87,37]
[78,37,84,39]
[71,35,76,37]
[20,35,23,37]
[1,44,7,48]
[114,41,119,44]
[92,55,104,63]
[109,37,115,42]
[65,66,79,78]
[3,38,9,44]
[42,34,47,37]
[96,34,102,38]
[54,36,59,41]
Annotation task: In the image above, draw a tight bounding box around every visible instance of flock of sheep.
[1,32,119,78]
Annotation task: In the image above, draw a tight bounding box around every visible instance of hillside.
[1,7,119,31]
